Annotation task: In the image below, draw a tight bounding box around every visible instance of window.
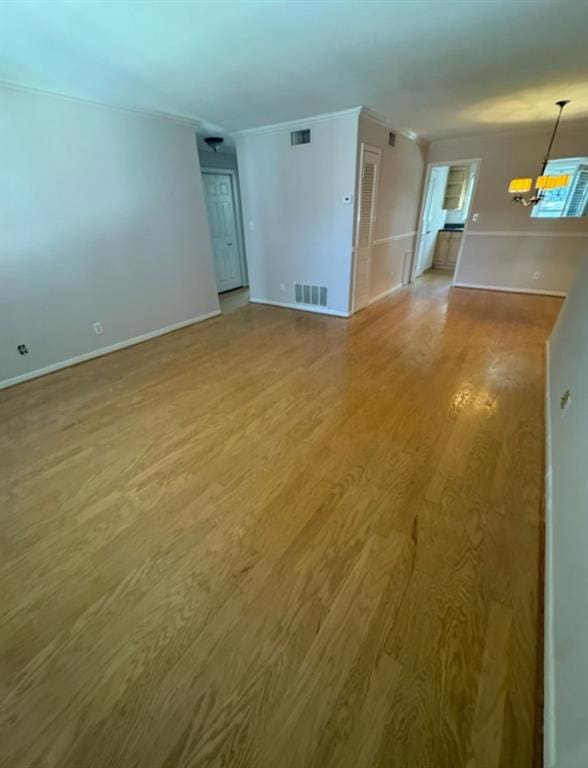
[532,157,588,218]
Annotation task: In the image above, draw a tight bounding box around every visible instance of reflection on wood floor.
[220,285,249,314]
[0,274,562,768]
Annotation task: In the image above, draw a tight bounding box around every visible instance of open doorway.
[201,170,248,294]
[412,159,480,282]
[197,135,249,304]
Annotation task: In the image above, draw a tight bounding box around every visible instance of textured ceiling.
[1,0,587,140]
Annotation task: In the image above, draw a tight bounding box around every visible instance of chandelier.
[508,100,571,206]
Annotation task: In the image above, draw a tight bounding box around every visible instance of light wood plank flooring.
[0,275,562,768]
[219,286,250,314]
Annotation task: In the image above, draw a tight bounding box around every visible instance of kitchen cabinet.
[443,166,469,210]
[433,230,462,271]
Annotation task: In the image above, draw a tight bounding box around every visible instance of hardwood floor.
[219,286,250,314]
[0,275,562,768]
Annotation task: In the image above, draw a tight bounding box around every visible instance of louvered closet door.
[354,147,380,312]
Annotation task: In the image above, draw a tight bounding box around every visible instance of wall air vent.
[388,131,396,147]
[291,128,311,146]
[294,283,328,307]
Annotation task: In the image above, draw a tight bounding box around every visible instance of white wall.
[427,123,588,295]
[236,111,359,316]
[0,85,219,387]
[357,116,426,301]
[545,251,588,768]
[198,148,239,174]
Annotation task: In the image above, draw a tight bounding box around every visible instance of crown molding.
[426,115,588,144]
[232,107,363,138]
[232,105,423,143]
[359,107,420,142]
[0,80,203,128]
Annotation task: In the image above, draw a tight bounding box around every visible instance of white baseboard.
[544,339,556,768]
[249,298,350,318]
[454,282,567,298]
[367,283,403,306]
[0,309,221,390]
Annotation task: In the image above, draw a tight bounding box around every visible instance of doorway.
[353,143,381,312]
[202,171,247,293]
[412,159,480,282]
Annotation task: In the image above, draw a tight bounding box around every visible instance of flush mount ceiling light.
[509,100,571,206]
[204,136,224,152]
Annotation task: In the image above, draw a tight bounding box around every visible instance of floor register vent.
[294,284,328,307]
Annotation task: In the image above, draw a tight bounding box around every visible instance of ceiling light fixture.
[204,136,224,152]
[509,100,571,206]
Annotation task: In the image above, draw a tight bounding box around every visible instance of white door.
[354,146,380,312]
[202,173,243,293]
[415,166,447,277]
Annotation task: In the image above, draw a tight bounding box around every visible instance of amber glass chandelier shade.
[535,174,571,190]
[508,178,532,194]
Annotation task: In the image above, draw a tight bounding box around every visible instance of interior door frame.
[415,165,442,278]
[351,143,382,314]
[410,157,481,285]
[201,167,249,289]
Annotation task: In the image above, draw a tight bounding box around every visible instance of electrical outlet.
[248,221,255,231]
[17,344,28,355]
[279,283,286,294]
[93,321,104,335]
[472,212,479,222]
[532,271,541,280]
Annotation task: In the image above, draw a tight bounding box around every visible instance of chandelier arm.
[540,100,570,175]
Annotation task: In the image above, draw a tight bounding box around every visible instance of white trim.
[544,339,556,768]
[454,282,567,297]
[359,107,419,141]
[201,167,249,288]
[367,283,403,305]
[451,162,480,284]
[467,230,587,239]
[200,164,239,175]
[373,231,417,246]
[0,310,221,390]
[233,107,363,138]
[249,298,350,318]
[411,158,482,285]
[0,80,203,128]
